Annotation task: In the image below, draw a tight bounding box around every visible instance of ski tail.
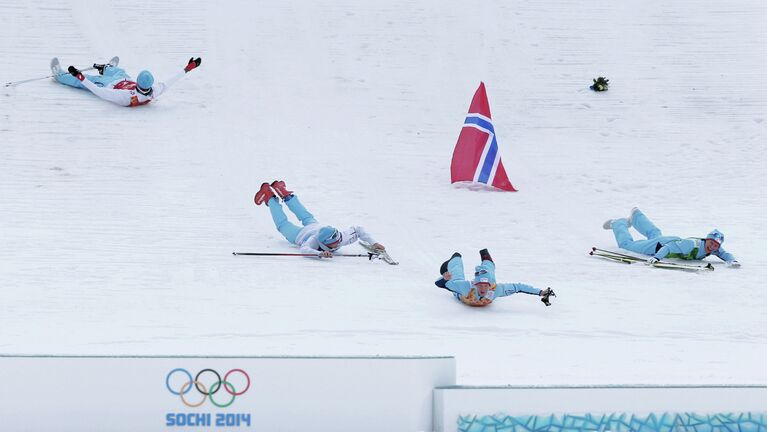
[590,250,639,265]
[50,57,62,77]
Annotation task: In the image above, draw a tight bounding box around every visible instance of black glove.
[540,287,556,306]
[68,66,84,81]
[590,76,609,91]
[184,57,202,73]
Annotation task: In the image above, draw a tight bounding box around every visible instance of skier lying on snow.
[603,207,740,267]
[435,249,555,307]
[51,56,201,107]
[254,180,385,258]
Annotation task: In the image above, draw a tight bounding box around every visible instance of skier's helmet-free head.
[705,229,724,251]
[317,226,342,250]
[136,70,154,94]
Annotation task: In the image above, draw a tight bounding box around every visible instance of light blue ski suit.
[267,195,377,255]
[611,209,736,262]
[436,255,541,307]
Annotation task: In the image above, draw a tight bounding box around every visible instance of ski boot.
[270,180,293,201]
[627,207,639,227]
[602,217,630,230]
[435,252,460,287]
[254,182,276,206]
[540,287,556,306]
[93,63,107,75]
[439,252,462,275]
[479,248,493,262]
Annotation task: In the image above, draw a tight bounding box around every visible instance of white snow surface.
[1,0,766,386]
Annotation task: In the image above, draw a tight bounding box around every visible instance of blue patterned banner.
[458,412,767,432]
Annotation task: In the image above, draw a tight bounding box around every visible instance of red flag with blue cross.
[450,82,517,192]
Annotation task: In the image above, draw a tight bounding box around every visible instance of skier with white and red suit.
[435,249,555,307]
[50,56,201,107]
[254,181,385,258]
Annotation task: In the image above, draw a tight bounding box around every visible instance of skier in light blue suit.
[435,249,555,307]
[603,207,740,267]
[254,180,385,258]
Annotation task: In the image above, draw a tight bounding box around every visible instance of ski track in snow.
[1,0,766,385]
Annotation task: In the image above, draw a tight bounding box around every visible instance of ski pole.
[4,65,96,87]
[232,252,379,260]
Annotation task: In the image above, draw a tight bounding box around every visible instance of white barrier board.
[0,355,455,432]
[434,385,767,432]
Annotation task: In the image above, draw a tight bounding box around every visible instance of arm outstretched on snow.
[494,282,542,298]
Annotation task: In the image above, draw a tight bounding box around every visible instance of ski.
[359,240,399,265]
[590,247,714,271]
[5,56,119,88]
[591,250,639,264]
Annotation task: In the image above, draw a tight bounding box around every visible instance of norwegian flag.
[450,82,517,191]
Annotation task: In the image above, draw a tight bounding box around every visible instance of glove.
[67,65,84,81]
[590,76,609,91]
[319,251,333,258]
[184,57,202,73]
[540,287,556,306]
[727,260,741,268]
[647,257,660,266]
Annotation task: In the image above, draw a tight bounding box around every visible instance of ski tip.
[588,251,594,256]
[232,252,237,256]
[591,246,597,251]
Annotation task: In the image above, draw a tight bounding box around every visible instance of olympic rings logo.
[166,368,251,408]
